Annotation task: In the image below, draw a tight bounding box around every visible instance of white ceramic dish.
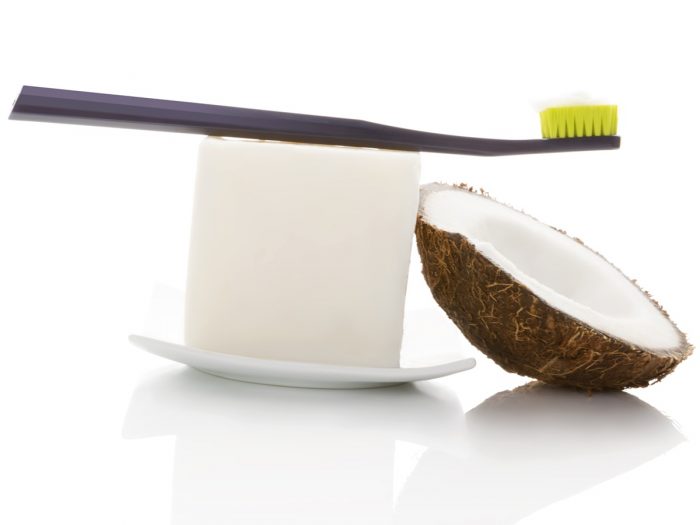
[129,285,476,389]
[129,334,476,389]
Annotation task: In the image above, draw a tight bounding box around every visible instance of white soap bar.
[185,137,420,367]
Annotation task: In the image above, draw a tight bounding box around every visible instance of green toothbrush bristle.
[540,105,617,138]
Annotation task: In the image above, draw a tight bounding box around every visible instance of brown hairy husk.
[415,186,692,390]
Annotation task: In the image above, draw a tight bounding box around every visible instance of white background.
[1,1,698,523]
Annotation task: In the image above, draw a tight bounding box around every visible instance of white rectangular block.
[185,137,420,367]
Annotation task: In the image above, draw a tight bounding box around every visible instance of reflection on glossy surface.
[397,382,684,524]
[123,369,683,524]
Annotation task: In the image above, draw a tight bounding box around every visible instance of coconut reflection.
[395,382,684,524]
[123,370,683,524]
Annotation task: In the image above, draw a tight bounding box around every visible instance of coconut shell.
[416,185,692,391]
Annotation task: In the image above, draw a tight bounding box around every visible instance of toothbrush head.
[540,105,617,139]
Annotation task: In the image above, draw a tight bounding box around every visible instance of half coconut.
[416,183,692,390]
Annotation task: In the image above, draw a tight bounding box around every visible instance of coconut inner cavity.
[420,185,681,352]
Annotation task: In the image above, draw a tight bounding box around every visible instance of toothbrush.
[9,86,619,156]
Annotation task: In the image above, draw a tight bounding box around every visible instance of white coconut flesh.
[420,184,682,354]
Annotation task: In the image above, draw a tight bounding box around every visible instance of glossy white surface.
[2,1,700,524]
[122,371,684,524]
